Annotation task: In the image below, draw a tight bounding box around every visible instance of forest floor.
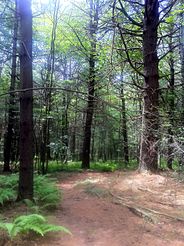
[2,170,184,246]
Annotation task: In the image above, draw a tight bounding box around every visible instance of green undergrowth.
[0,174,61,210]
[47,161,118,173]
[159,158,180,171]
[0,213,71,239]
[0,175,70,241]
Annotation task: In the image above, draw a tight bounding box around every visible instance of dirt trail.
[3,171,184,245]
[40,171,184,246]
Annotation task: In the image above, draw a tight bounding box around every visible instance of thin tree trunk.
[3,0,18,172]
[180,0,184,126]
[40,0,59,173]
[179,0,184,166]
[18,0,33,200]
[61,95,69,163]
[70,96,78,161]
[167,30,175,169]
[139,0,159,172]
[120,80,129,167]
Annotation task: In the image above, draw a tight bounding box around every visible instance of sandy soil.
[2,170,184,246]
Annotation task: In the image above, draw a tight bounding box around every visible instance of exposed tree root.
[110,191,184,223]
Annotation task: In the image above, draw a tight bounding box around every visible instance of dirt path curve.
[40,171,184,246]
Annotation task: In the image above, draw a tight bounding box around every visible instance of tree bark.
[81,0,99,169]
[120,78,129,167]
[167,29,175,170]
[18,0,33,200]
[139,0,159,172]
[181,0,184,125]
[3,0,18,172]
[61,94,69,163]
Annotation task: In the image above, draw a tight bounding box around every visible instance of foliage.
[0,174,18,189]
[0,174,61,210]
[0,214,71,238]
[47,161,118,172]
[0,188,16,206]
[33,175,61,209]
[0,175,18,205]
[91,162,117,172]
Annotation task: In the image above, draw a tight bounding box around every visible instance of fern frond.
[0,214,71,238]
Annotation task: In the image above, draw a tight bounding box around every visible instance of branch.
[158,44,179,61]
[66,23,89,55]
[117,0,143,28]
[117,24,145,78]
[158,0,178,25]
[0,87,88,98]
[117,26,142,37]
[125,0,144,7]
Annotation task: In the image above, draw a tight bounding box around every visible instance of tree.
[3,0,18,172]
[18,0,33,200]
[113,0,177,172]
[139,0,160,172]
[81,0,100,169]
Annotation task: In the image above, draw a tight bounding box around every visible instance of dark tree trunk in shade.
[139,0,159,172]
[167,31,175,170]
[61,95,69,163]
[70,97,78,161]
[81,59,95,169]
[3,0,18,172]
[179,0,184,166]
[17,0,33,200]
[120,84,129,166]
[181,0,184,122]
[81,0,99,169]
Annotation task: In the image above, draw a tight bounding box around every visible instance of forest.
[0,0,184,245]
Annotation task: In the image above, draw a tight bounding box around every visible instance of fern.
[34,175,61,209]
[0,174,18,189]
[0,214,71,238]
[0,188,16,205]
[0,174,61,210]
[0,175,18,205]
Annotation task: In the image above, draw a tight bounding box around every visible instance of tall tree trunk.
[180,0,184,126]
[81,0,99,169]
[70,96,78,161]
[81,58,95,168]
[40,0,59,173]
[120,78,129,167]
[61,94,69,163]
[139,0,159,172]
[18,0,33,200]
[179,0,184,166]
[167,29,175,170]
[3,0,18,172]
